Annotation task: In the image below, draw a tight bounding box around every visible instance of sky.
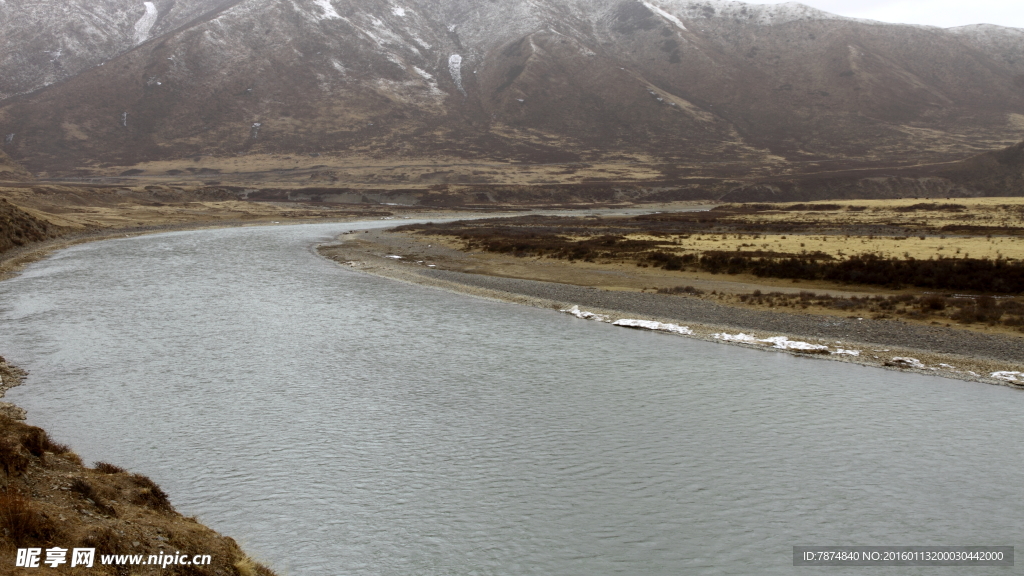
[755,0,1024,28]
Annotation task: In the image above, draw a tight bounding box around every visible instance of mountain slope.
[940,139,1024,194]
[0,149,30,181]
[0,0,243,101]
[1,0,1023,176]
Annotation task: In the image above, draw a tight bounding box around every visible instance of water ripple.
[1,222,1022,575]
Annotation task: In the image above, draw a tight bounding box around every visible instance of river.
[1,221,1021,575]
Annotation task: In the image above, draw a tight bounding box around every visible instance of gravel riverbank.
[319,232,1024,389]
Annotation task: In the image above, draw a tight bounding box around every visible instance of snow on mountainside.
[134,2,160,44]
[1,0,1023,174]
[948,24,1024,74]
[0,0,239,101]
[665,0,847,26]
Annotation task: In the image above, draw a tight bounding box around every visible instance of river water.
[1,222,1021,575]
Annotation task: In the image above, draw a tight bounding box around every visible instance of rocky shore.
[319,230,1024,389]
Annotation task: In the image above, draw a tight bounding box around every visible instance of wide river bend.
[1,222,1021,575]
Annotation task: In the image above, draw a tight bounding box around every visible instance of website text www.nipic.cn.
[15,548,213,569]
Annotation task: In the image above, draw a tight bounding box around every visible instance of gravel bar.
[420,268,1023,363]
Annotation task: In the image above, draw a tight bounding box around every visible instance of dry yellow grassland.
[622,198,1024,262]
[79,155,672,189]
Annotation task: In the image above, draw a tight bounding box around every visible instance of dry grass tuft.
[94,461,128,475]
[0,437,28,476]
[235,557,260,576]
[130,473,174,512]
[0,489,60,546]
[234,557,277,576]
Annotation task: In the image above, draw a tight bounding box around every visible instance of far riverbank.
[319,229,1024,388]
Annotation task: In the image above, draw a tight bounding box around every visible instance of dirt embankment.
[0,357,277,576]
[0,199,66,256]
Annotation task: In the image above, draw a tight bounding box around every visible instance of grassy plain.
[0,185,384,231]
[65,154,673,189]
[632,198,1024,262]
[393,198,1024,336]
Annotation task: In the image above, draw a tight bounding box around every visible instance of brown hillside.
[0,151,30,182]
[0,198,65,255]
[715,140,1024,203]
[939,140,1024,194]
[1,0,1022,178]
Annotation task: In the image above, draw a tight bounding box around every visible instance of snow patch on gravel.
[613,319,693,335]
[759,336,829,352]
[889,357,925,369]
[713,333,759,343]
[713,333,836,353]
[561,305,610,322]
[992,371,1023,382]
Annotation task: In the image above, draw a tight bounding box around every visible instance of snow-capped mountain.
[0,0,242,100]
[1,0,1023,175]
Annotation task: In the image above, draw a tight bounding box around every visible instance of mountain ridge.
[1,0,1023,181]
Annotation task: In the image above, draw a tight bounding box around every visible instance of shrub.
[952,306,1003,324]
[657,286,704,295]
[94,462,127,475]
[79,526,131,556]
[20,426,67,457]
[0,439,28,477]
[0,489,58,546]
[69,478,97,500]
[131,474,173,512]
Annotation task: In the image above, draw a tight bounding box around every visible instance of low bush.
[0,489,59,546]
[131,474,173,512]
[0,438,28,477]
[658,285,705,295]
[20,426,68,457]
[94,461,127,475]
